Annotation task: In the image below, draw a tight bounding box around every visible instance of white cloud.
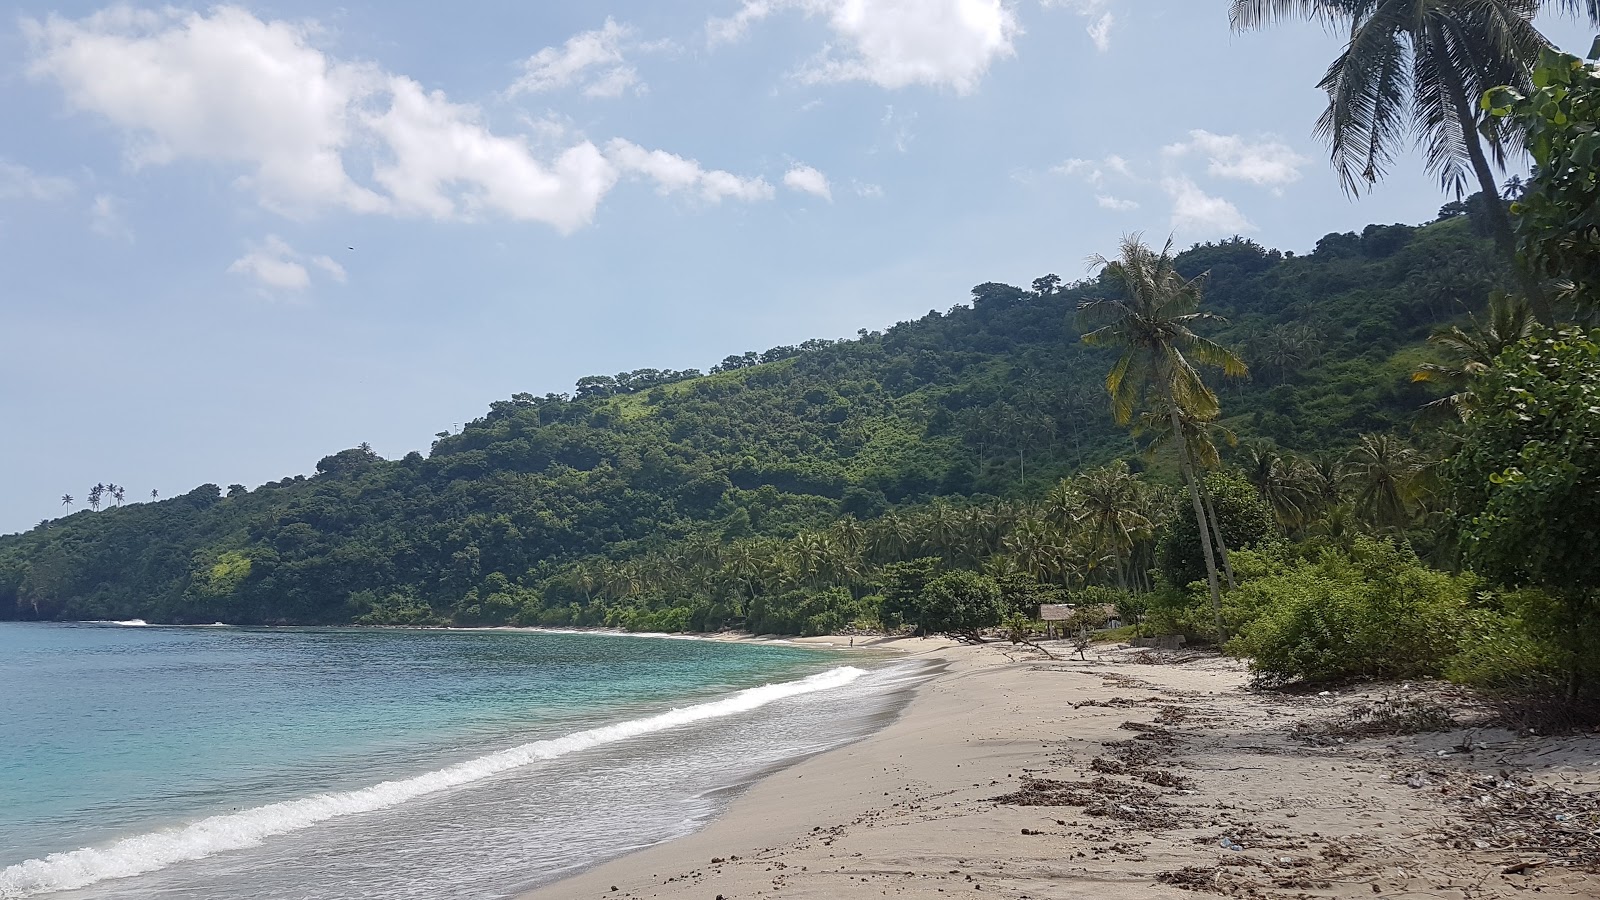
[1045,0,1119,51]
[605,139,774,203]
[1051,153,1134,185]
[228,235,313,292]
[783,164,832,201]
[367,76,619,231]
[1163,130,1308,190]
[507,18,646,99]
[710,0,1020,94]
[310,255,347,283]
[0,159,75,201]
[25,7,774,234]
[853,180,885,198]
[1163,176,1254,236]
[1096,194,1138,211]
[89,194,132,239]
[25,6,384,218]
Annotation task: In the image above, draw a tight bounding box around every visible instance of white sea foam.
[111,619,147,627]
[0,666,866,899]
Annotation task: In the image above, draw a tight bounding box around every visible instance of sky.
[0,1,1594,534]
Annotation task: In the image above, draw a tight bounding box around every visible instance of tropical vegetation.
[3,7,1599,707]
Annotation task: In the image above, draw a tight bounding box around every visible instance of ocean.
[0,622,929,899]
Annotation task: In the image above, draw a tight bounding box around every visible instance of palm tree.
[1411,292,1535,419]
[1070,461,1155,590]
[1241,441,1314,533]
[1230,0,1554,320]
[1081,234,1248,637]
[88,483,104,512]
[60,494,74,513]
[150,489,159,502]
[111,485,125,507]
[1135,403,1242,589]
[1346,433,1427,531]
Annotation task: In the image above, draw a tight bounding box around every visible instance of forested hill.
[1,212,1506,627]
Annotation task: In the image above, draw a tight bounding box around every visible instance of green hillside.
[0,212,1506,628]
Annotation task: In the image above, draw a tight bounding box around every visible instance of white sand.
[521,637,1600,899]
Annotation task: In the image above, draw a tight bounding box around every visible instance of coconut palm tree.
[1070,462,1154,590]
[1346,433,1428,531]
[1081,237,1247,636]
[1134,402,1243,589]
[149,489,159,502]
[1411,292,1535,419]
[1241,441,1315,533]
[1230,0,1555,319]
[60,494,74,513]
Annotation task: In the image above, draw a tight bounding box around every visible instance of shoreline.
[521,639,1600,900]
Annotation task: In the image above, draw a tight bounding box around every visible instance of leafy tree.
[1081,235,1248,636]
[1485,40,1600,316]
[1231,0,1553,316]
[1443,326,1600,698]
[1159,471,1277,595]
[916,570,1003,641]
[878,557,942,634]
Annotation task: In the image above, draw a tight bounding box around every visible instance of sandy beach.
[522,636,1600,900]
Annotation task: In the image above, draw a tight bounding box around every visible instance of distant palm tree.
[1069,462,1154,590]
[1230,0,1554,319]
[1080,234,1247,636]
[61,494,74,513]
[1412,293,1535,420]
[150,489,159,502]
[111,485,125,507]
[1346,433,1427,531]
[88,483,104,512]
[1241,442,1314,533]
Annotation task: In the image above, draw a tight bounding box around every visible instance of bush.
[1226,539,1476,686]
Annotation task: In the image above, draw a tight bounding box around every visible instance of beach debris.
[1219,836,1245,851]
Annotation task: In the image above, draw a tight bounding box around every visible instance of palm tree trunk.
[1430,28,1552,324]
[1170,406,1227,640]
[1201,484,1237,590]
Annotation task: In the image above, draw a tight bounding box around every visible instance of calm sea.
[0,622,928,899]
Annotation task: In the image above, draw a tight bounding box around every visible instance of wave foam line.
[0,666,866,898]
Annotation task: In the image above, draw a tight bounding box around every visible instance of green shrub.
[1227,539,1476,686]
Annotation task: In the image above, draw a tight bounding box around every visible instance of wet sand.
[522,637,1600,900]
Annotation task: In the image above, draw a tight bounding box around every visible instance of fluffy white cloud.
[1096,194,1138,211]
[25,7,773,235]
[1163,130,1308,190]
[1045,0,1119,52]
[368,77,620,231]
[783,164,832,201]
[605,139,774,203]
[228,235,313,292]
[25,6,384,217]
[507,18,646,99]
[0,159,75,201]
[1163,176,1254,236]
[710,0,1020,94]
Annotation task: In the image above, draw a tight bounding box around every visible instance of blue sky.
[0,1,1593,533]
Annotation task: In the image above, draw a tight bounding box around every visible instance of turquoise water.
[0,623,926,899]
